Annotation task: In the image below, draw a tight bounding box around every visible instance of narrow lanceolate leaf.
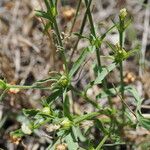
[44,0,50,10]
[126,86,150,130]
[69,46,95,78]
[96,86,121,99]
[23,109,39,117]
[46,89,62,104]
[72,126,86,142]
[94,63,116,85]
[74,112,101,124]
[106,42,116,53]
[65,133,79,150]
[0,88,9,102]
[100,25,115,41]
[137,112,150,130]
[35,10,53,21]
[63,89,72,120]
[10,129,24,138]
[46,138,61,150]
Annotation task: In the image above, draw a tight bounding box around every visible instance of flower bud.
[60,118,72,129]
[119,8,127,20]
[114,43,128,62]
[42,107,51,115]
[58,75,69,87]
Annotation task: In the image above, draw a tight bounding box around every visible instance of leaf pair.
[107,42,139,63]
[126,86,150,130]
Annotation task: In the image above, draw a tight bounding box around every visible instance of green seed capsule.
[58,75,69,87]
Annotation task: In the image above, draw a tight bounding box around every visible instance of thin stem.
[53,18,68,74]
[112,83,136,118]
[84,0,101,66]
[69,0,92,64]
[70,85,101,109]
[6,84,51,90]
[69,0,82,35]
[48,0,68,74]
[84,0,113,108]
[119,25,125,124]
[119,31,124,97]
[95,134,108,150]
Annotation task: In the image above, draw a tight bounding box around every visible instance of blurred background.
[0,0,150,149]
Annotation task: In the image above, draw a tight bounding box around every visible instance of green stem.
[74,111,101,124]
[49,0,68,74]
[0,88,9,102]
[85,0,113,108]
[69,0,92,63]
[95,134,108,150]
[84,0,101,66]
[6,84,51,90]
[119,27,125,124]
[53,19,68,74]
[119,31,124,97]
[69,0,82,35]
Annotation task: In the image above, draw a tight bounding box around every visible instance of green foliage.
[126,86,150,130]
[94,63,116,85]
[0,1,149,150]
[0,79,7,90]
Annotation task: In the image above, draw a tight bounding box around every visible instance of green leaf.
[72,126,86,142]
[65,133,79,150]
[0,88,8,102]
[72,126,78,141]
[95,119,108,134]
[0,115,7,129]
[124,19,132,30]
[126,86,150,130]
[127,46,140,57]
[10,129,24,138]
[94,63,116,85]
[69,48,89,77]
[106,42,117,53]
[125,86,141,106]
[111,19,120,31]
[137,112,150,130]
[23,109,39,117]
[63,89,72,120]
[46,88,62,104]
[96,86,120,99]
[43,22,52,33]
[51,5,57,17]
[74,112,100,124]
[74,32,90,40]
[46,137,61,150]
[35,10,53,21]
[0,79,7,89]
[95,135,108,150]
[90,25,115,48]
[44,0,50,10]
[100,25,115,41]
